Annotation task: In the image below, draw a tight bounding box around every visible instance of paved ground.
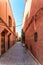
[0,42,39,65]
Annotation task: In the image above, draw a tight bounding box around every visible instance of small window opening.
[34,32,38,42]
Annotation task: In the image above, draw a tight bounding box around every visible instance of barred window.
[34,32,38,42]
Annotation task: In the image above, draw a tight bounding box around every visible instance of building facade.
[22,0,43,65]
[0,0,16,55]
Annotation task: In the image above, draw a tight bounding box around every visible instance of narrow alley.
[0,0,43,65]
[0,42,39,65]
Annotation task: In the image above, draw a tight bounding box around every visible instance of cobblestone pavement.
[0,42,39,65]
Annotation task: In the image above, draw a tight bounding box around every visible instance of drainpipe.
[34,16,38,42]
[34,16,36,32]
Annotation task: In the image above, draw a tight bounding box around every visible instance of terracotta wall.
[0,0,16,55]
[22,0,43,65]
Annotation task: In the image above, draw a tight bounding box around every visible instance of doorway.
[8,34,11,49]
[1,31,5,54]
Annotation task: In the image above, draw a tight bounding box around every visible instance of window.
[34,32,38,42]
[13,26,15,32]
[9,16,12,27]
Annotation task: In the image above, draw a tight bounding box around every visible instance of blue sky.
[10,0,25,36]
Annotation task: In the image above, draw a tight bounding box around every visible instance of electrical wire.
[16,24,22,27]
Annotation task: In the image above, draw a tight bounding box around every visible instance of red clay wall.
[0,0,16,55]
[23,0,43,65]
